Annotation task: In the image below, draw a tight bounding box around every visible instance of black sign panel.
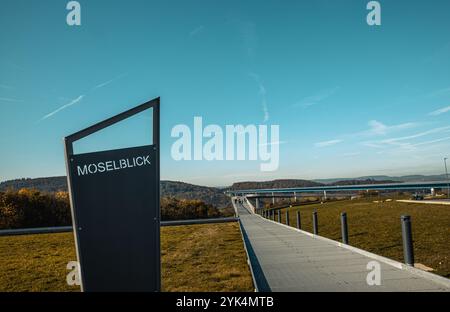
[64,98,160,292]
[68,144,159,291]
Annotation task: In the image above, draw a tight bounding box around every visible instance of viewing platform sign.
[64,98,160,292]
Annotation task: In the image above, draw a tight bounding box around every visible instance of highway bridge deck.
[234,199,449,292]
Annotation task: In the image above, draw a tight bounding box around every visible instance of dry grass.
[277,197,450,278]
[161,222,253,291]
[0,222,254,292]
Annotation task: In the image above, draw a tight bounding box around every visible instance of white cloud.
[0,97,22,103]
[429,105,450,116]
[315,139,342,148]
[240,21,258,57]
[362,141,384,148]
[364,120,417,136]
[381,126,450,143]
[39,74,126,122]
[341,152,361,157]
[249,73,269,122]
[363,126,450,152]
[412,136,450,147]
[428,86,450,98]
[293,87,340,108]
[259,141,287,147]
[189,25,204,37]
[40,95,84,121]
[91,73,126,91]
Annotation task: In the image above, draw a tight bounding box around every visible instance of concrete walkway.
[234,199,450,292]
[397,199,450,205]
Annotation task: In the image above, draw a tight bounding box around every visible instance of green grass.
[275,197,450,278]
[0,222,254,292]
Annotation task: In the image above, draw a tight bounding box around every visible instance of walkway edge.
[237,220,259,292]
[258,214,450,289]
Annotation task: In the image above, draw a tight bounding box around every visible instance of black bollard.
[296,211,301,229]
[277,210,281,223]
[312,210,318,235]
[341,212,349,244]
[401,215,414,266]
[286,211,290,226]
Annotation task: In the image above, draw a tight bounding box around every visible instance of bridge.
[228,181,450,196]
[233,196,450,292]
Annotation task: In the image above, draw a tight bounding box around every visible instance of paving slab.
[234,199,450,292]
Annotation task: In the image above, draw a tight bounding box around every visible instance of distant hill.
[229,179,324,190]
[329,179,400,186]
[0,177,68,192]
[314,174,448,184]
[0,177,230,209]
[160,181,229,208]
[228,174,448,191]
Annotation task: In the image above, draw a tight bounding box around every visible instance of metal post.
[341,212,348,244]
[296,211,301,229]
[312,210,318,235]
[272,192,275,205]
[401,215,414,266]
[277,210,281,223]
[444,157,449,199]
[286,211,290,226]
[273,210,276,221]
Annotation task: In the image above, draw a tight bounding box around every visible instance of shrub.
[0,189,226,229]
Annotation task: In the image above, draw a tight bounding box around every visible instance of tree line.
[0,189,229,230]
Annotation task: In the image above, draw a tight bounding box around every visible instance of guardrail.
[0,217,239,237]
[228,181,450,195]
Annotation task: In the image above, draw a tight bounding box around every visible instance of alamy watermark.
[66,1,81,26]
[66,259,383,287]
[65,2,381,27]
[66,261,81,286]
[171,117,280,171]
[367,1,381,26]
[366,260,382,286]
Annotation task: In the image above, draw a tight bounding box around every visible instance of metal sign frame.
[64,97,160,291]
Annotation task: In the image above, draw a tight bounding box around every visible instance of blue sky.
[1,0,450,186]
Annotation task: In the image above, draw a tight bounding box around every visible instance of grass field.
[0,222,254,292]
[274,197,450,278]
